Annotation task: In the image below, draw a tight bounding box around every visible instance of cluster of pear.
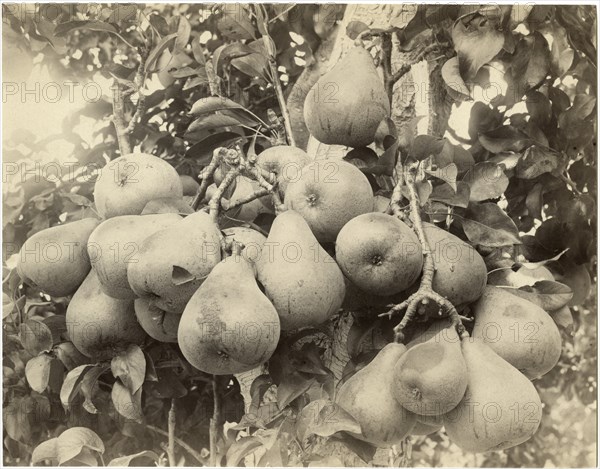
[337,284,563,453]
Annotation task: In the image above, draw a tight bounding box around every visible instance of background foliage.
[2,3,597,467]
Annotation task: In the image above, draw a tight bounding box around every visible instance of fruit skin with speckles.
[178,254,280,375]
[471,286,562,379]
[93,153,183,219]
[256,210,345,330]
[336,343,416,447]
[443,339,542,453]
[256,145,310,196]
[66,270,147,360]
[336,212,423,295]
[285,160,374,242]
[422,223,487,308]
[304,47,390,148]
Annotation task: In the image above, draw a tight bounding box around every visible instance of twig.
[206,61,221,96]
[560,172,583,196]
[209,376,221,467]
[379,167,468,342]
[191,148,227,211]
[146,424,204,465]
[380,33,394,105]
[125,52,148,134]
[222,187,270,211]
[112,81,132,155]
[167,399,176,467]
[209,166,242,224]
[390,43,445,85]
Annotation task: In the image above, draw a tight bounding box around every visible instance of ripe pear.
[66,270,147,360]
[87,213,182,299]
[17,218,99,297]
[127,211,222,314]
[222,227,266,267]
[256,210,345,330]
[393,324,467,416]
[256,145,310,195]
[471,286,562,379]
[178,254,281,375]
[336,343,416,447]
[336,213,423,295]
[179,175,200,196]
[443,339,542,453]
[134,298,180,343]
[423,223,487,307]
[141,197,194,215]
[304,47,390,148]
[93,153,183,219]
[285,160,374,242]
[411,419,443,436]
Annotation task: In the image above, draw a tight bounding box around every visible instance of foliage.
[2,3,597,467]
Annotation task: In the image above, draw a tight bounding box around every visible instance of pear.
[256,145,310,195]
[336,343,416,447]
[285,160,374,242]
[93,153,183,219]
[134,298,180,343]
[225,176,274,222]
[222,226,266,268]
[179,175,200,196]
[336,213,423,295]
[141,197,194,215]
[17,218,99,297]
[411,419,443,436]
[66,270,147,360]
[443,339,542,453]
[178,254,281,375]
[256,210,345,330]
[393,324,467,416]
[87,213,182,299]
[127,211,222,314]
[304,47,390,148]
[471,286,562,379]
[424,223,488,307]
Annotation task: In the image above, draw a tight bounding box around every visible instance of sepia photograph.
[1,2,597,467]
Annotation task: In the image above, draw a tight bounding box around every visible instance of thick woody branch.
[112,81,132,155]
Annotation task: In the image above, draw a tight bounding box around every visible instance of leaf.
[277,372,315,409]
[501,280,573,311]
[505,32,550,104]
[515,145,560,179]
[231,53,271,82]
[19,319,53,355]
[479,125,533,153]
[31,438,58,465]
[425,163,458,191]
[226,437,263,467]
[452,15,505,80]
[174,15,192,51]
[185,132,243,164]
[463,162,508,201]
[171,265,197,285]
[212,42,254,72]
[217,6,256,40]
[54,21,118,37]
[60,364,97,410]
[411,135,446,161]
[549,305,573,329]
[55,341,89,371]
[415,181,433,206]
[570,93,596,119]
[190,96,245,116]
[441,57,471,100]
[301,400,361,439]
[56,427,105,465]
[111,381,143,422]
[462,203,521,247]
[346,21,369,40]
[107,5,138,25]
[145,33,178,73]
[25,353,53,393]
[81,366,108,414]
[111,344,146,394]
[108,450,160,466]
[430,181,471,208]
[187,115,245,135]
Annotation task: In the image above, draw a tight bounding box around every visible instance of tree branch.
[167,399,176,467]
[209,376,221,467]
[112,81,132,155]
[146,424,204,465]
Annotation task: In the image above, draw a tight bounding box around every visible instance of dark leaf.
[107,5,138,25]
[81,366,108,414]
[225,437,263,467]
[111,345,146,394]
[145,33,178,73]
[411,135,446,161]
[463,162,508,201]
[231,53,271,82]
[515,145,560,179]
[187,115,245,134]
[108,450,160,466]
[462,203,521,247]
[54,21,118,37]
[479,125,534,153]
[425,163,458,191]
[190,96,245,116]
[430,181,471,208]
[174,15,192,51]
[277,372,315,409]
[19,319,53,355]
[549,305,573,329]
[217,6,256,40]
[213,42,254,72]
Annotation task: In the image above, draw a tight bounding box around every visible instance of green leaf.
[81,366,108,414]
[231,53,271,82]
[145,33,178,73]
[25,353,53,393]
[462,203,521,247]
[111,344,146,394]
[54,21,118,37]
[441,57,471,100]
[217,5,256,40]
[226,437,263,467]
[31,438,58,465]
[463,162,508,201]
[60,364,97,410]
[479,125,533,153]
[515,145,560,179]
[212,42,254,72]
[108,450,160,466]
[430,181,471,208]
[425,163,458,191]
[190,96,245,116]
[187,115,245,134]
[277,371,315,409]
[56,427,105,465]
[411,135,446,161]
[174,15,192,51]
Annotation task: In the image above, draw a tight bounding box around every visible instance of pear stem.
[380,168,469,342]
[167,399,176,466]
